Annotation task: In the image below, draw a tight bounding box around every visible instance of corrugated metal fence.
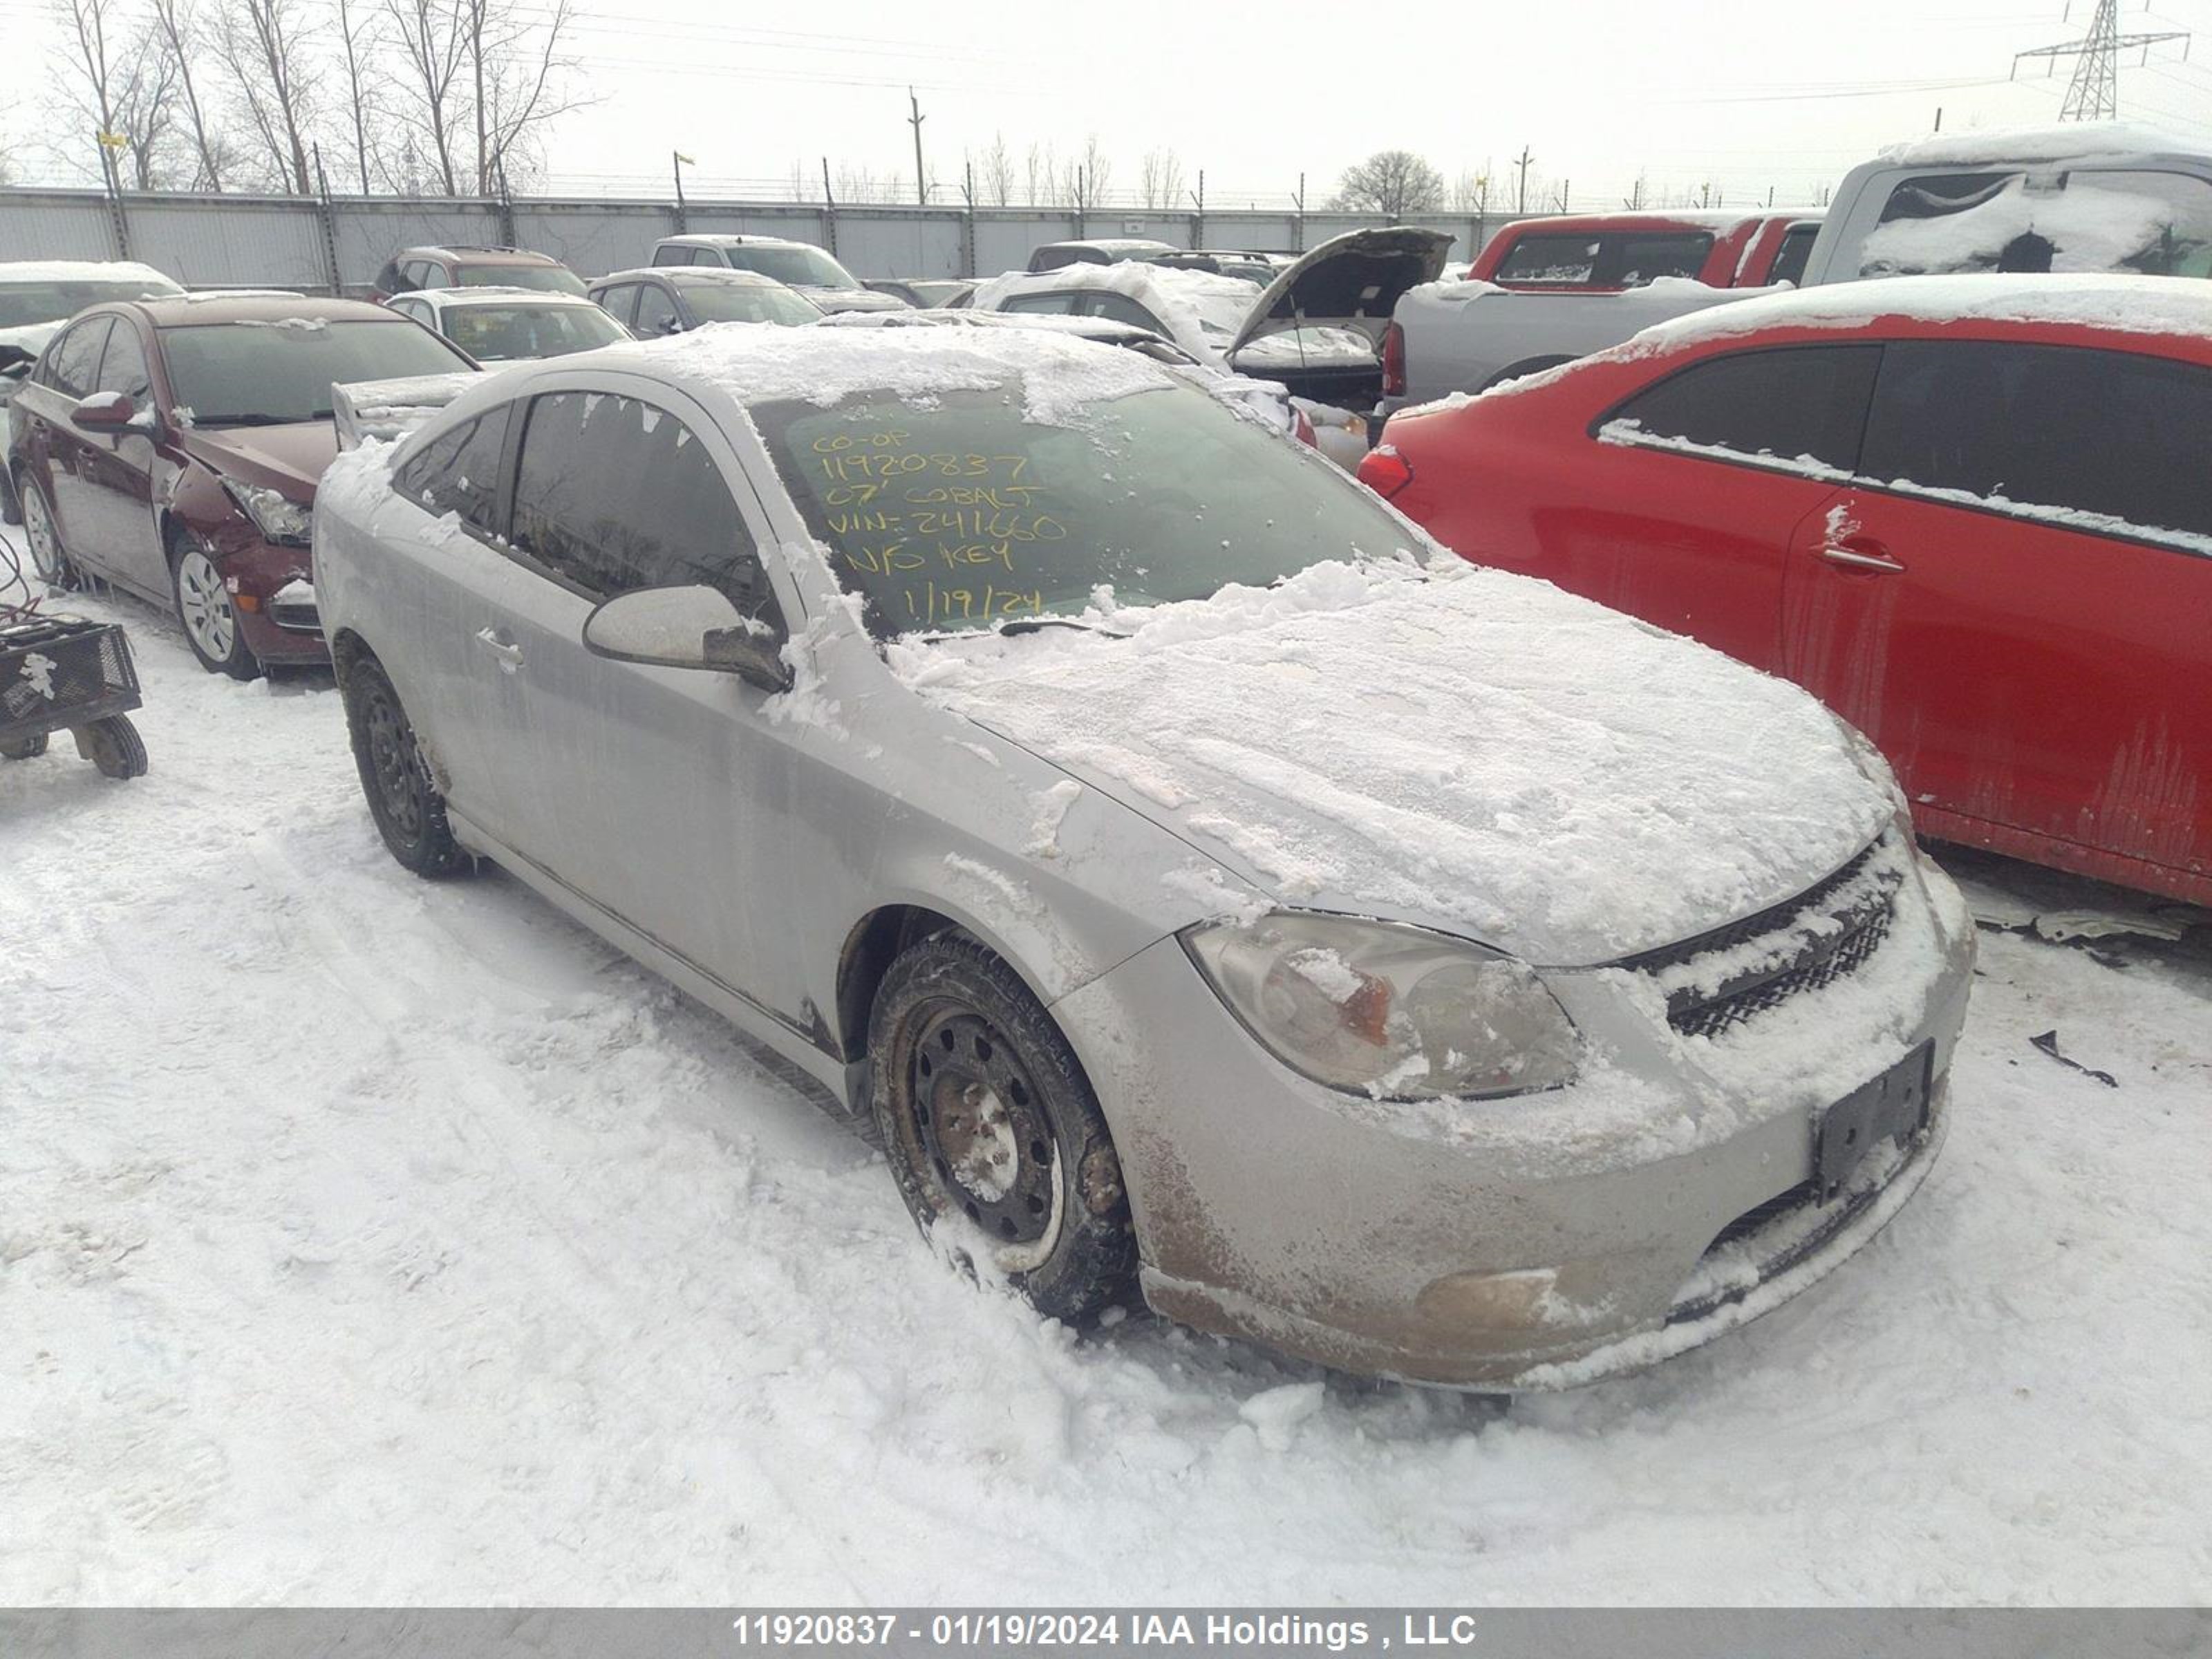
[0,187,1514,292]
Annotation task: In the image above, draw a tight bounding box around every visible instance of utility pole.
[907,88,928,205]
[2014,0,2189,122]
[1513,146,1535,216]
[672,150,691,234]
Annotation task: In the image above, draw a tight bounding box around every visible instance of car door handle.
[474,628,523,671]
[1819,539,1905,574]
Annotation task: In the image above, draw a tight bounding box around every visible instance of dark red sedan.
[5,294,474,677]
[1365,276,2212,908]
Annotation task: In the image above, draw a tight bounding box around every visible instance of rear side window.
[44,317,111,397]
[509,391,780,622]
[1494,235,1600,285]
[1862,339,2212,543]
[395,404,513,538]
[1085,292,1168,334]
[1000,291,1082,316]
[1770,224,1819,287]
[652,245,691,266]
[1604,345,1882,474]
[1611,234,1712,286]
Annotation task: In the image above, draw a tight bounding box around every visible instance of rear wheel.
[171,532,261,680]
[339,654,471,878]
[868,932,1134,1322]
[19,473,75,588]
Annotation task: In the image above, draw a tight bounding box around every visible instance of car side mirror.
[582,583,791,691]
[0,344,34,377]
[72,391,137,432]
[653,316,684,336]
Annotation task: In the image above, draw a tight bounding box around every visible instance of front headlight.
[223,480,312,546]
[1181,911,1578,1100]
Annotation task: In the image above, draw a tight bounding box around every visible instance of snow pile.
[1875,120,2204,167]
[889,557,1890,966]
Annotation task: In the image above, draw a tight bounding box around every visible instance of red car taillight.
[1358,443,1413,500]
[1380,321,1407,399]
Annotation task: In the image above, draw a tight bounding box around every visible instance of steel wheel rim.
[364,686,424,839]
[910,1004,1065,1271]
[176,548,236,661]
[23,487,63,583]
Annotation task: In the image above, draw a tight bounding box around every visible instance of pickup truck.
[1382,210,1815,403]
[1382,122,2212,409]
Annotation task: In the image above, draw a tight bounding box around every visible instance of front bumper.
[207,532,328,664]
[1052,850,1976,1390]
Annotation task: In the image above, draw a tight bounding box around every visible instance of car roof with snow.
[413,285,603,306]
[1630,272,2212,353]
[1872,120,2205,168]
[656,233,813,249]
[0,259,183,288]
[136,294,412,327]
[596,265,796,288]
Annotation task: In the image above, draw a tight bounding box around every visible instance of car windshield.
[160,319,473,425]
[760,381,1418,639]
[722,245,859,289]
[459,264,588,295]
[442,302,625,359]
[0,277,180,328]
[680,281,823,326]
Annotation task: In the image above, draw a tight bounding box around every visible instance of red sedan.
[1365,276,2212,908]
[6,294,474,678]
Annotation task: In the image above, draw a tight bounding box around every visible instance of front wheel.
[339,655,471,878]
[171,532,260,680]
[0,733,50,760]
[19,472,76,588]
[868,932,1134,1322]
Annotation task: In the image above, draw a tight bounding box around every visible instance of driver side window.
[394,404,513,539]
[509,389,782,628]
[634,285,679,336]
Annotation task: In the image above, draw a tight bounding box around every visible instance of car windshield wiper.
[190,412,306,427]
[995,617,1130,639]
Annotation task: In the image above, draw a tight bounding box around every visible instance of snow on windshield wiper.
[995,617,1130,639]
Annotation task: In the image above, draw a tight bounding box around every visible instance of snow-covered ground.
[3,583,2207,1605]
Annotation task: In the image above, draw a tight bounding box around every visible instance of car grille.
[1620,839,1902,1041]
[1705,1179,1817,1250]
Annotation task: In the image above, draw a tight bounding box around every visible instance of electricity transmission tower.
[2013,0,2190,122]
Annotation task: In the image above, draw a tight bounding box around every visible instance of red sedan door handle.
[1819,536,1905,575]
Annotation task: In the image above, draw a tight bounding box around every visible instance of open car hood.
[1227,227,1453,357]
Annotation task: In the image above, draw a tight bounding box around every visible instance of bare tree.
[1058,134,1111,208]
[208,0,319,194]
[330,0,377,194]
[113,46,182,187]
[382,0,468,192]
[1022,140,1052,207]
[149,0,225,189]
[1138,147,1183,212]
[834,161,879,204]
[978,131,1014,207]
[466,0,582,194]
[1331,149,1446,216]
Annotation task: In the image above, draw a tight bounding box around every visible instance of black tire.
[169,527,261,681]
[339,654,471,878]
[868,931,1135,1322]
[76,715,147,779]
[17,469,77,588]
[0,733,49,760]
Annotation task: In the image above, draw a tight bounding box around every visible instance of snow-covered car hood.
[1228,227,1453,357]
[894,559,1891,966]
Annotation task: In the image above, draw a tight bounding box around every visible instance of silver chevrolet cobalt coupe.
[314,326,1974,1390]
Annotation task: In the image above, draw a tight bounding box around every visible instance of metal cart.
[0,614,148,780]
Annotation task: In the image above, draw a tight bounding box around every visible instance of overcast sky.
[537,0,2212,208]
[6,0,2209,207]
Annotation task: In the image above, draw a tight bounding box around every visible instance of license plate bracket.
[1815,1042,1933,1201]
